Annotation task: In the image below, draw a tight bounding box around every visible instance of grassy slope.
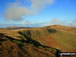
[45,25,76,52]
[0,29,60,57]
[21,25,76,52]
[0,25,76,57]
[16,25,76,52]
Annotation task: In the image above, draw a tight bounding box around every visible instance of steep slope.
[0,32,60,57]
[15,25,76,52]
[0,25,76,57]
[45,25,76,52]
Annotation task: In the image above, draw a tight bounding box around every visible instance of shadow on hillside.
[0,32,61,57]
[18,31,42,47]
[0,33,7,42]
[0,33,5,37]
[55,50,61,57]
[18,31,61,57]
[47,29,57,33]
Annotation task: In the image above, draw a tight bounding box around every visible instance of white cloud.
[41,19,71,27]
[72,19,76,27]
[50,19,66,25]
[4,2,30,20]
[31,0,53,13]
[22,21,31,25]
[4,0,54,20]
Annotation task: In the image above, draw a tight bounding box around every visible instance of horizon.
[0,0,76,28]
[0,25,76,29]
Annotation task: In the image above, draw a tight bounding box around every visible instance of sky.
[0,0,76,28]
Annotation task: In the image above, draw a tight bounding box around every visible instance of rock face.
[0,32,61,57]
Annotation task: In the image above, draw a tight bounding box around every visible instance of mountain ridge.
[0,25,76,57]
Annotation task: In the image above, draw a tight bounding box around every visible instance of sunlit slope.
[45,25,76,52]
[0,28,61,57]
[0,25,76,53]
[15,25,76,52]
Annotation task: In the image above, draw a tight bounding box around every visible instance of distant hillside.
[0,25,76,57]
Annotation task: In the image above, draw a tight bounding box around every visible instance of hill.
[0,25,76,57]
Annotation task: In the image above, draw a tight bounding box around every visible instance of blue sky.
[0,0,76,27]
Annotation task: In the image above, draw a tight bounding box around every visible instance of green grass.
[47,56,53,57]
[53,30,76,51]
[38,46,43,49]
